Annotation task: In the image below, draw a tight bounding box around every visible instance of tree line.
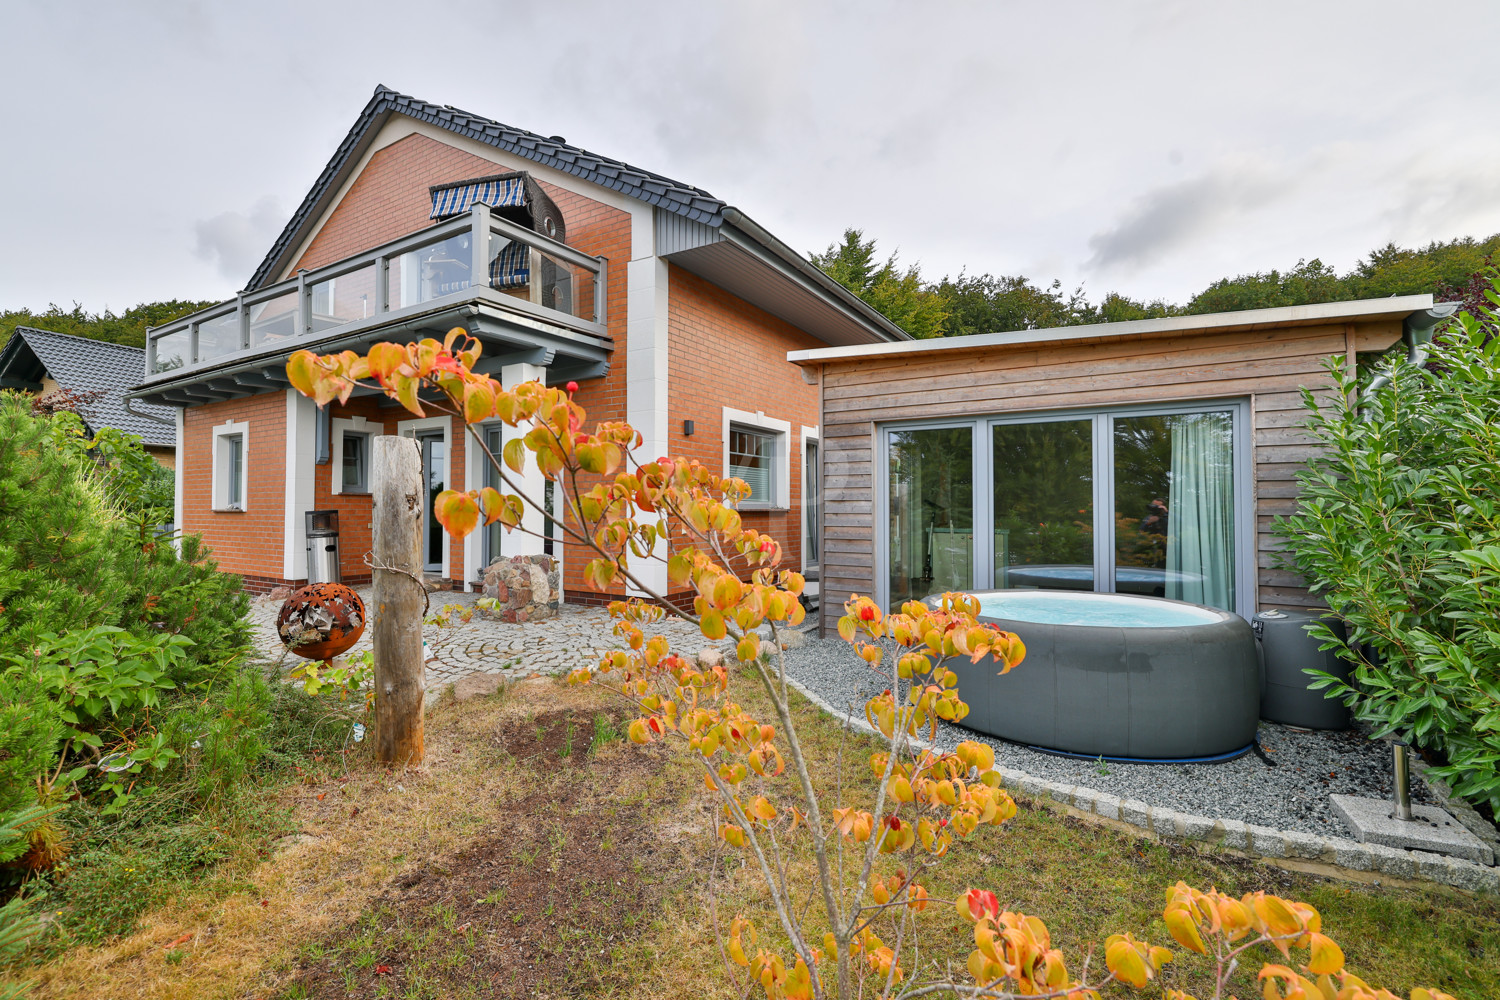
[809,229,1500,338]
[4,228,1496,349]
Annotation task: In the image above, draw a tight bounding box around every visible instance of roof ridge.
[13,326,145,353]
[247,84,730,291]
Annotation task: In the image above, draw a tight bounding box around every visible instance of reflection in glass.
[196,311,241,361]
[992,420,1093,590]
[888,427,972,605]
[805,439,820,565]
[153,331,190,372]
[394,234,474,308]
[248,291,300,349]
[310,265,377,332]
[1113,412,1234,610]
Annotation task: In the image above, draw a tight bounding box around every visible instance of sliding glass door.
[887,425,973,606]
[992,418,1094,591]
[1113,412,1236,609]
[881,401,1249,616]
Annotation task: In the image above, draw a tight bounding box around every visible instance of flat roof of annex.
[787,294,1437,365]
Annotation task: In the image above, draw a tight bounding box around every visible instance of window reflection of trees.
[992,421,1092,568]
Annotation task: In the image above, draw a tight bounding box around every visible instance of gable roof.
[244,86,909,345]
[0,328,176,447]
[248,85,729,291]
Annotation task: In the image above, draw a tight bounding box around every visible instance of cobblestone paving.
[248,588,718,688]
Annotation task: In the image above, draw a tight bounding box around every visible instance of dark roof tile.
[0,328,175,447]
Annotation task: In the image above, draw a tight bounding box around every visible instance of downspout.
[123,398,175,425]
[1359,303,1458,415]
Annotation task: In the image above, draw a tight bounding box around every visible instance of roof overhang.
[660,208,912,347]
[787,294,1439,365]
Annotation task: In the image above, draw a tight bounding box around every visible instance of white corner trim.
[283,391,318,580]
[722,406,792,510]
[329,415,375,496]
[210,418,250,512]
[397,415,452,580]
[173,407,185,550]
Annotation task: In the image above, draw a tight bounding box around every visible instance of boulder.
[481,554,560,623]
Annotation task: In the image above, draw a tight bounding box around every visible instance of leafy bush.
[0,681,62,819]
[1276,302,1500,812]
[0,392,248,664]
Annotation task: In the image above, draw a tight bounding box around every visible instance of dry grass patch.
[11,665,1500,1000]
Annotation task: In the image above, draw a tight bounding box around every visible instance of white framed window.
[211,419,250,511]
[330,416,375,495]
[722,407,790,510]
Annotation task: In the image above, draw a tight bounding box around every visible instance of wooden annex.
[787,295,1447,634]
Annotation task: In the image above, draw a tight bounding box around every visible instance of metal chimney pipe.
[1393,743,1415,821]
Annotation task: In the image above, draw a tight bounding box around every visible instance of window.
[341,432,369,493]
[330,416,374,495]
[729,426,776,505]
[722,408,791,509]
[804,435,820,566]
[226,435,244,508]
[880,402,1251,616]
[212,420,249,511]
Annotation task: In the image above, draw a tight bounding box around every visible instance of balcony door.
[417,431,445,574]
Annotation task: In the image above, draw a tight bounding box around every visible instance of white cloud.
[193,197,287,287]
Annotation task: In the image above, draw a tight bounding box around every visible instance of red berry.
[859,606,876,622]
[565,381,579,393]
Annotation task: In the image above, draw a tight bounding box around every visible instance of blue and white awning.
[430,177,527,219]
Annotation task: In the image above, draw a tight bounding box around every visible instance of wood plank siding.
[815,320,1402,634]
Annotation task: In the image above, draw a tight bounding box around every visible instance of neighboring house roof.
[247,85,909,344]
[0,328,176,447]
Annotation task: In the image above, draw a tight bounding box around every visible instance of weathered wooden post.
[370,435,425,765]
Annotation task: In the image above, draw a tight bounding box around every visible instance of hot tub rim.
[924,588,1241,630]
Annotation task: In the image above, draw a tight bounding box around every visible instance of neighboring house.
[0,326,176,465]
[788,295,1452,633]
[129,85,907,596]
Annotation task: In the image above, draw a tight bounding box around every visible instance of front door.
[417,431,445,574]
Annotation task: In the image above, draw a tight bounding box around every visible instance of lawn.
[15,670,1500,1000]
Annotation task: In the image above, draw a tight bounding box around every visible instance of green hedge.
[1276,298,1500,812]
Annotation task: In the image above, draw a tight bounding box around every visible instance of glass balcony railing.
[144,205,608,376]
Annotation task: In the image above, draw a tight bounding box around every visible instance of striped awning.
[430,177,527,219]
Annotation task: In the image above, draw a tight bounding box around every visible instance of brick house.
[129,86,907,598]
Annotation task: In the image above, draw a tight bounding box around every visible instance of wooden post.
[371,435,425,765]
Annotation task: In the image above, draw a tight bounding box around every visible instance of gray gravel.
[779,636,1437,839]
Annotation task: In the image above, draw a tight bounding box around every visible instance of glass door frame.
[875,397,1256,619]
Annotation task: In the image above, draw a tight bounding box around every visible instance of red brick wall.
[181,392,288,584]
[661,264,822,581]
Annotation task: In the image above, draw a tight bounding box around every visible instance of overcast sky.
[5,0,1500,314]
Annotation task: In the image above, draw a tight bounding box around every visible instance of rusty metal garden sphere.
[277,582,367,661]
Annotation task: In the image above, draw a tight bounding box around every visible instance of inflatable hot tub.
[932,590,1260,762]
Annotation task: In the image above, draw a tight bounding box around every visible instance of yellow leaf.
[1163,907,1206,955]
[435,490,479,541]
[1105,939,1149,989]
[394,373,424,416]
[700,609,727,641]
[1305,932,1343,975]
[463,380,495,423]
[367,341,407,383]
[736,636,760,663]
[285,350,320,398]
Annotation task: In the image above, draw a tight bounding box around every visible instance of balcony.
[134,204,611,405]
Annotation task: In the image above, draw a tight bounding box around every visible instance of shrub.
[0,680,62,819]
[0,392,248,665]
[1276,298,1500,812]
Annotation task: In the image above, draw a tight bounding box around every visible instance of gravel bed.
[779,636,1437,839]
